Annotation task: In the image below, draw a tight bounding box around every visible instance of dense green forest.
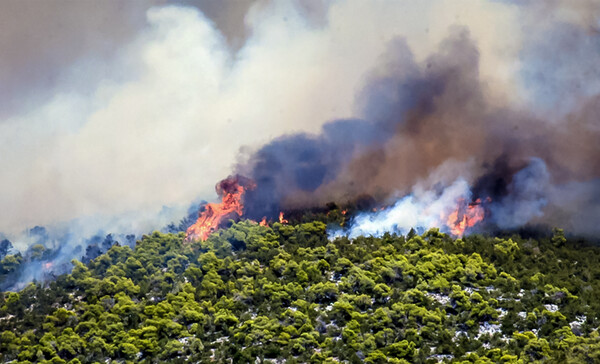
[1,213,600,363]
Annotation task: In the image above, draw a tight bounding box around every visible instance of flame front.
[185,175,256,242]
[279,212,288,224]
[446,198,485,236]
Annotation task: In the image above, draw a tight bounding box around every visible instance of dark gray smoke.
[239,25,600,236]
[240,117,391,218]
[489,158,550,229]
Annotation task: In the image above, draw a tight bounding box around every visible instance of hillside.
[1,219,600,363]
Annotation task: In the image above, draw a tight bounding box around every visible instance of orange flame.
[446,198,485,236]
[279,212,288,224]
[185,175,256,242]
[259,217,268,226]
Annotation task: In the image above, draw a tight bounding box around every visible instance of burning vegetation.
[185,174,493,242]
[185,176,294,242]
[230,28,599,239]
[185,175,255,242]
[445,198,488,237]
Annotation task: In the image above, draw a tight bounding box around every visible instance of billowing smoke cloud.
[0,1,525,236]
[238,3,600,237]
[489,158,550,229]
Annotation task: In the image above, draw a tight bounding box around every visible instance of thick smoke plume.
[239,24,600,237]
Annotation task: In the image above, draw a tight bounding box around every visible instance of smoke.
[0,1,530,237]
[546,179,600,236]
[516,0,600,117]
[4,0,481,237]
[330,178,475,239]
[238,2,600,237]
[489,158,550,229]
[0,204,192,291]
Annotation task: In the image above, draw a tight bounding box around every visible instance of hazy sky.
[0,0,597,238]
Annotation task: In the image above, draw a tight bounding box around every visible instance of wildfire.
[446,198,486,236]
[259,217,268,226]
[279,212,288,224]
[185,175,256,242]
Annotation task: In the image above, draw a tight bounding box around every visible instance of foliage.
[1,218,600,363]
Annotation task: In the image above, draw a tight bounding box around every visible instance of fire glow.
[445,198,486,236]
[328,179,490,239]
[185,175,256,242]
[279,212,288,224]
[185,175,294,242]
[187,175,491,242]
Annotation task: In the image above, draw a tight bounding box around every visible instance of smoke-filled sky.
[1,0,599,240]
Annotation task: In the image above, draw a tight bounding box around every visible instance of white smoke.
[331,178,473,239]
[0,1,524,238]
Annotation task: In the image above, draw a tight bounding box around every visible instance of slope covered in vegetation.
[1,217,600,363]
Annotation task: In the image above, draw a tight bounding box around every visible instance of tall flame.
[279,212,288,224]
[446,198,486,236]
[185,175,256,242]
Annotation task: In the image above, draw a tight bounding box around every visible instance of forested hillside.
[1,217,600,363]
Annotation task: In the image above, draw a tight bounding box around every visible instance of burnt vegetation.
[1,211,600,363]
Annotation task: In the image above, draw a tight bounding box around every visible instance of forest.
[1,210,600,363]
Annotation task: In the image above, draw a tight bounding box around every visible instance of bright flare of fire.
[279,212,288,224]
[185,175,256,242]
[259,217,268,226]
[329,179,488,240]
[446,198,485,236]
